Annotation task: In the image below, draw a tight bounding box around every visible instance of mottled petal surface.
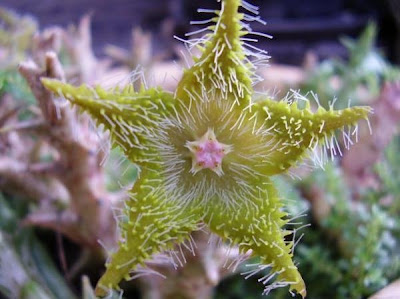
[252,97,372,175]
[95,168,202,296]
[42,78,175,163]
[176,0,254,108]
[204,179,306,297]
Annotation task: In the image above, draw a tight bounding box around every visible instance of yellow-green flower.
[42,0,371,297]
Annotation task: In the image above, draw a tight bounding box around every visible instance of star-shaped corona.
[186,128,232,176]
[42,0,372,297]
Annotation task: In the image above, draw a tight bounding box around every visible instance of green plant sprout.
[42,0,371,297]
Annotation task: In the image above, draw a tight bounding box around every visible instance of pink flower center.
[186,128,232,176]
[196,140,225,169]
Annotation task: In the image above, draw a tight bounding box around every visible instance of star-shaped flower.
[42,0,371,297]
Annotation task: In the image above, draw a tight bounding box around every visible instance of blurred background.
[2,0,400,64]
[1,1,400,299]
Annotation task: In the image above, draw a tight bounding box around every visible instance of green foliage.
[0,69,36,104]
[0,194,77,299]
[0,69,37,122]
[293,163,400,298]
[0,7,37,67]
[375,137,400,214]
[302,22,400,109]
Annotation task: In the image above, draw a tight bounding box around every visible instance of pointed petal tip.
[299,287,307,298]
[41,77,62,93]
[40,77,55,86]
[94,281,121,298]
[94,284,108,297]
[291,276,307,298]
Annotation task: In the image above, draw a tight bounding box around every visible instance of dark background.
[2,0,399,65]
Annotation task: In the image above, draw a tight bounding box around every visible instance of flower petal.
[252,96,372,175]
[42,78,174,163]
[204,180,306,297]
[95,168,202,296]
[176,0,255,108]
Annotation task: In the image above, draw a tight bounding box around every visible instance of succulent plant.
[42,0,371,297]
